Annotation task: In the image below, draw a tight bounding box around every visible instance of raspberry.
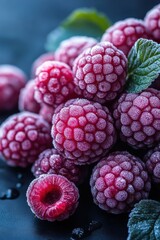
[19,80,41,113]
[26,174,79,221]
[34,61,75,106]
[0,65,26,111]
[73,42,127,104]
[0,112,52,167]
[90,151,151,214]
[51,98,116,165]
[31,148,87,185]
[144,143,160,183]
[101,18,150,56]
[144,4,160,43]
[55,36,97,68]
[39,104,57,124]
[113,88,160,149]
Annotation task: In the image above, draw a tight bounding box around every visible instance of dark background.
[0,0,159,240]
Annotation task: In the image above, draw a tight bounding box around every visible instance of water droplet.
[0,188,20,200]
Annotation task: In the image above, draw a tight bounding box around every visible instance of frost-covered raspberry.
[55,36,97,68]
[26,174,79,221]
[0,65,26,111]
[39,104,57,124]
[73,42,127,104]
[144,4,160,43]
[0,112,52,167]
[90,151,151,214]
[144,143,160,183]
[51,98,116,165]
[101,18,150,55]
[34,61,75,106]
[19,80,41,113]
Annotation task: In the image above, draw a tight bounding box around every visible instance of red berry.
[144,4,160,43]
[55,36,97,68]
[34,61,75,106]
[19,80,41,113]
[51,98,116,165]
[101,18,150,55]
[90,151,151,214]
[113,88,160,149]
[73,42,127,104]
[0,112,52,167]
[0,65,26,111]
[39,104,57,124]
[26,174,79,221]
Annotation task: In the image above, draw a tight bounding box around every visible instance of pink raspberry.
[34,61,75,106]
[26,174,79,221]
[0,65,26,111]
[73,42,127,104]
[0,112,52,167]
[19,80,41,113]
[101,18,150,55]
[144,143,160,183]
[113,88,160,149]
[144,4,160,43]
[39,104,57,124]
[51,98,116,165]
[90,151,151,214]
[55,36,97,68]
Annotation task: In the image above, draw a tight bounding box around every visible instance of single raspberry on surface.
[39,104,57,124]
[55,36,97,68]
[31,148,87,185]
[0,65,26,111]
[34,61,75,106]
[144,143,160,183]
[19,80,41,113]
[90,151,151,214]
[51,98,116,165]
[73,42,127,104]
[113,88,160,149]
[144,4,160,43]
[26,174,79,221]
[0,112,52,167]
[101,18,150,56]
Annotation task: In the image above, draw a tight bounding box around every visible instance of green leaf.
[45,8,111,51]
[127,200,160,240]
[126,38,160,93]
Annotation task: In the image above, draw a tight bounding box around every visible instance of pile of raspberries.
[0,4,160,222]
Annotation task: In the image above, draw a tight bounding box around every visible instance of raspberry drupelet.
[73,42,127,104]
[39,104,57,124]
[90,151,151,214]
[113,88,160,149]
[101,18,150,56]
[0,112,52,167]
[0,65,26,111]
[32,148,87,185]
[51,98,116,165]
[55,36,97,68]
[26,174,79,221]
[34,61,75,106]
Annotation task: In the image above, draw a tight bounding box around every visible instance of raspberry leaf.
[46,8,111,51]
[127,200,160,240]
[126,38,160,93]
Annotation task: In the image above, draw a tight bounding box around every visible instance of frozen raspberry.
[31,148,87,185]
[144,4,160,43]
[90,151,151,214]
[113,88,160,149]
[0,65,26,111]
[144,143,160,183]
[26,174,79,221]
[55,36,97,68]
[34,61,75,106]
[19,80,41,113]
[73,42,127,104]
[101,18,150,56]
[0,112,52,167]
[51,98,116,165]
[39,104,57,124]
[32,52,55,77]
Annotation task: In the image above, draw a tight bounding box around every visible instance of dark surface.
[0,1,159,240]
